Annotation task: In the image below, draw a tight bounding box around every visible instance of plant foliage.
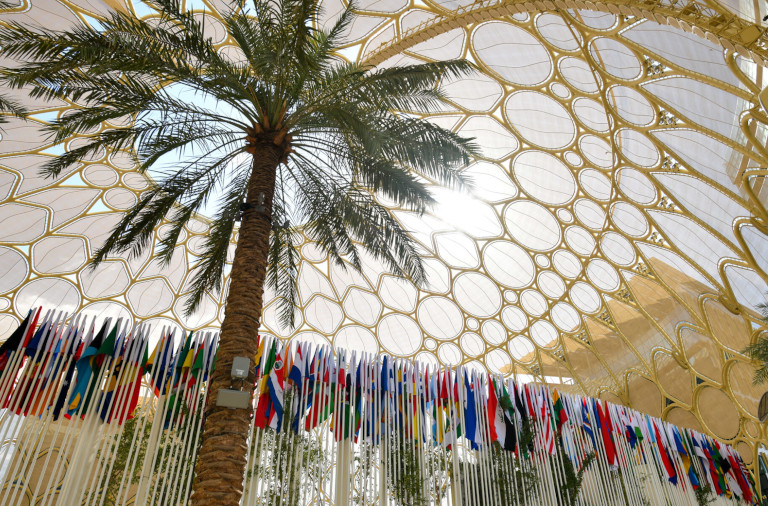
[742,298,768,384]
[0,0,478,327]
[556,435,596,506]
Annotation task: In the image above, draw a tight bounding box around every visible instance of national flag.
[537,387,555,456]
[691,432,716,490]
[99,326,135,422]
[9,312,57,411]
[27,316,82,416]
[65,320,110,418]
[726,448,752,502]
[462,371,479,449]
[147,331,176,396]
[487,377,503,443]
[595,399,616,466]
[552,389,568,433]
[671,426,699,489]
[253,334,264,379]
[653,420,677,485]
[103,334,145,424]
[304,350,335,431]
[490,378,516,451]
[189,336,207,384]
[0,309,34,373]
[498,381,517,451]
[288,342,303,387]
[267,344,286,430]
[23,311,54,358]
[513,380,527,425]
[53,320,90,420]
[582,400,596,449]
[707,439,729,494]
[119,335,148,424]
[16,315,62,415]
[254,339,278,429]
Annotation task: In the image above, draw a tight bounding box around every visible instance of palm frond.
[266,197,301,329]
[1,0,479,322]
[183,169,250,316]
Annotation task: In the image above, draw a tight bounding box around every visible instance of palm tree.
[0,0,477,503]
[744,299,768,385]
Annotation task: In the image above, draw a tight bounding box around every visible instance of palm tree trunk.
[190,143,282,506]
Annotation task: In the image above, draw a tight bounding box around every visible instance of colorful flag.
[537,387,555,456]
[653,420,678,485]
[254,339,278,430]
[0,309,34,373]
[65,320,110,419]
[462,371,479,449]
[552,389,568,433]
[581,400,596,449]
[288,342,303,387]
[595,399,616,467]
[267,344,286,430]
[487,377,503,443]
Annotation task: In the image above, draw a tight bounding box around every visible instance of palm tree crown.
[744,300,768,385]
[0,0,476,325]
[0,0,478,503]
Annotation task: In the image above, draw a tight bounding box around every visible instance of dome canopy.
[1,0,767,463]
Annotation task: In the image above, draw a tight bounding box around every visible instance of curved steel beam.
[363,0,768,67]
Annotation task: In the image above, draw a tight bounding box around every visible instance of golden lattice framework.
[1,0,768,468]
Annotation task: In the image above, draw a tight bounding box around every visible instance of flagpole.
[244,333,266,505]
[111,328,158,506]
[85,321,144,505]
[0,308,54,432]
[289,341,310,506]
[286,341,302,506]
[74,317,126,506]
[253,334,275,503]
[376,354,389,506]
[134,326,176,506]
[110,324,153,506]
[157,330,200,506]
[148,329,192,505]
[0,307,40,435]
[0,308,58,460]
[57,317,120,506]
[8,312,77,506]
[475,372,495,505]
[586,398,617,505]
[318,343,335,504]
[27,314,89,506]
[333,349,350,506]
[77,318,135,505]
[165,332,211,506]
[312,343,330,505]
[166,331,213,505]
[95,324,150,506]
[445,367,461,506]
[474,371,493,505]
[131,326,174,506]
[270,340,290,506]
[5,311,72,506]
[88,322,143,506]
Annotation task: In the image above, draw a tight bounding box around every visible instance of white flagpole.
[133,326,176,506]
[8,313,78,506]
[27,314,89,506]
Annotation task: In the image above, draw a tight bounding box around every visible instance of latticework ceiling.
[1,0,768,464]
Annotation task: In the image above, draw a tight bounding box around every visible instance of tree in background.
[0,0,476,503]
[743,299,768,384]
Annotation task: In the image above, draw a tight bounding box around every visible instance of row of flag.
[250,334,759,504]
[0,308,217,428]
[0,308,759,504]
